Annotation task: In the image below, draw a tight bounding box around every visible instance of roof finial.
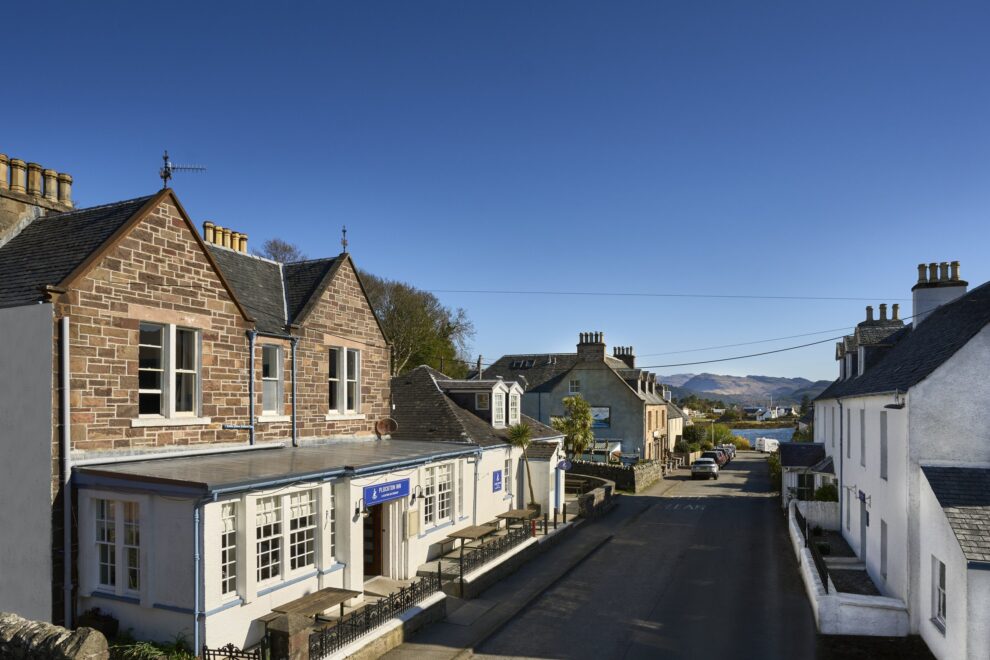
[341,225,348,253]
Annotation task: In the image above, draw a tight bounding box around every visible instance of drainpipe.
[290,337,299,447]
[60,316,73,627]
[838,398,844,531]
[193,501,202,652]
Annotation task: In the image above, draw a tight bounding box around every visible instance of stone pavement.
[381,475,682,660]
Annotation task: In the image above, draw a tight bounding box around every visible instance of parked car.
[719,444,736,460]
[701,450,727,467]
[691,457,719,480]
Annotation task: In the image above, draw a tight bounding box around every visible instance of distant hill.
[660,372,832,406]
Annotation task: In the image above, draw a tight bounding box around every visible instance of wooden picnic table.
[272,586,362,621]
[447,524,498,562]
[496,508,539,523]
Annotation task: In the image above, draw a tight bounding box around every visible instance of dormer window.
[476,392,491,410]
[508,393,520,425]
[493,393,506,428]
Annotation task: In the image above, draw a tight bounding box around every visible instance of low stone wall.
[576,476,616,517]
[673,451,702,466]
[797,500,840,531]
[569,459,661,493]
[0,612,108,660]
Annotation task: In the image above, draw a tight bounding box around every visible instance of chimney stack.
[577,331,606,362]
[879,304,888,321]
[0,152,74,248]
[613,345,636,368]
[865,305,874,322]
[912,260,968,327]
[201,222,249,253]
[892,303,900,321]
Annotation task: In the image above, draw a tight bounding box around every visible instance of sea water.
[729,426,795,448]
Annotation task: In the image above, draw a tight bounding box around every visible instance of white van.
[755,437,780,453]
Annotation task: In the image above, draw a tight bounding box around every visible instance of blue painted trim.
[91,591,140,605]
[153,602,195,615]
[968,560,990,571]
[75,473,204,498]
[419,519,454,539]
[320,562,345,576]
[257,570,319,597]
[203,597,244,617]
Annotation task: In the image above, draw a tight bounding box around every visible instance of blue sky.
[4,2,989,381]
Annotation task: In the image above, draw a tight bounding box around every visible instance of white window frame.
[92,497,142,597]
[508,393,521,425]
[422,463,454,528]
[475,392,490,410]
[504,456,513,500]
[255,495,283,584]
[288,490,318,571]
[493,393,506,429]
[220,502,237,597]
[932,555,946,632]
[328,347,361,416]
[254,488,321,586]
[569,379,581,394]
[261,345,283,415]
[137,322,202,420]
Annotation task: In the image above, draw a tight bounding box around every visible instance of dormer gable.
[435,378,523,429]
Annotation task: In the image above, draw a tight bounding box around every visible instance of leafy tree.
[800,394,811,412]
[507,423,537,508]
[257,238,307,262]
[717,408,742,423]
[551,396,594,460]
[767,452,782,491]
[360,271,474,377]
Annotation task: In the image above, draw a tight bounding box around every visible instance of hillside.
[661,372,832,406]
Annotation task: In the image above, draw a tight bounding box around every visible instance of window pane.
[346,349,357,379]
[263,380,279,413]
[139,344,162,369]
[139,324,163,347]
[346,381,356,411]
[329,349,339,379]
[138,370,162,390]
[139,392,162,415]
[262,346,278,379]
[175,373,195,413]
[176,329,196,371]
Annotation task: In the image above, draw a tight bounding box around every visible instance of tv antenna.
[159,150,206,189]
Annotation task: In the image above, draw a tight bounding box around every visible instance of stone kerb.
[0,612,108,660]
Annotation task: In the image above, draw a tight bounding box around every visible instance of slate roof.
[527,442,559,460]
[283,258,338,322]
[391,365,562,448]
[483,354,580,392]
[855,321,904,346]
[817,282,990,400]
[0,196,154,308]
[666,402,685,420]
[808,456,834,475]
[922,466,990,563]
[779,442,826,468]
[207,246,286,333]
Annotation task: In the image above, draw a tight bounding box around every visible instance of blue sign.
[363,479,410,505]
[492,470,503,493]
[556,460,572,471]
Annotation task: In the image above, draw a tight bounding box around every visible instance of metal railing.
[808,536,831,594]
[459,523,530,577]
[308,573,441,660]
[794,506,808,546]
[202,643,262,660]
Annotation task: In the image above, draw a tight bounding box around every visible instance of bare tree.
[257,238,306,262]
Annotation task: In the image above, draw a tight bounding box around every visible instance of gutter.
[60,316,73,627]
[72,442,284,467]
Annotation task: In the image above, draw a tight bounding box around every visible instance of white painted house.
[814,262,990,659]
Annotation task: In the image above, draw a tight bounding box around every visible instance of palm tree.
[552,395,594,460]
[507,422,538,509]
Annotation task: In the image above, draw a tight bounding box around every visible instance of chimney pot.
[56,173,72,207]
[950,261,960,281]
[222,227,232,248]
[892,303,900,321]
[928,263,938,282]
[231,232,241,250]
[42,169,58,202]
[239,233,248,253]
[0,154,9,190]
[939,262,949,282]
[866,305,874,322]
[9,159,26,193]
[203,222,215,243]
[917,263,927,284]
[879,303,888,321]
[26,163,42,196]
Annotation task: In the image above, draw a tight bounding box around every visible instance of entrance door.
[859,499,868,563]
[363,504,384,577]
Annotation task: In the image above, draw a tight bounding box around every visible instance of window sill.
[419,519,455,538]
[131,416,211,428]
[257,414,291,423]
[931,617,946,635]
[325,413,366,422]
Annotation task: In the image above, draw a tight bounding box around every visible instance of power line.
[638,335,845,369]
[636,325,857,357]
[429,288,910,302]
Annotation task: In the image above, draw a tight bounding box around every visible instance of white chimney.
[912,260,967,327]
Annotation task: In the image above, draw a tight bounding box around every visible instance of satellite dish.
[376,418,399,437]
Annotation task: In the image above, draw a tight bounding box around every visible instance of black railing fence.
[794,506,808,545]
[308,573,441,660]
[808,536,831,594]
[202,643,262,660]
[459,523,530,577]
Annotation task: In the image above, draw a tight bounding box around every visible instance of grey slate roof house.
[811,262,990,656]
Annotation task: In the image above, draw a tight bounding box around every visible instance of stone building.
[483,333,671,461]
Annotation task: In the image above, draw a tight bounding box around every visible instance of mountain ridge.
[661,372,831,406]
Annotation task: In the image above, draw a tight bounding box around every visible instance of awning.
[807,456,835,475]
[75,439,478,497]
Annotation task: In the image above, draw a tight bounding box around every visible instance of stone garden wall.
[0,612,108,660]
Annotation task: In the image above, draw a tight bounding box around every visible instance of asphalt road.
[474,452,818,660]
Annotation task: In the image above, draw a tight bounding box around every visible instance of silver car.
[691,457,719,480]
